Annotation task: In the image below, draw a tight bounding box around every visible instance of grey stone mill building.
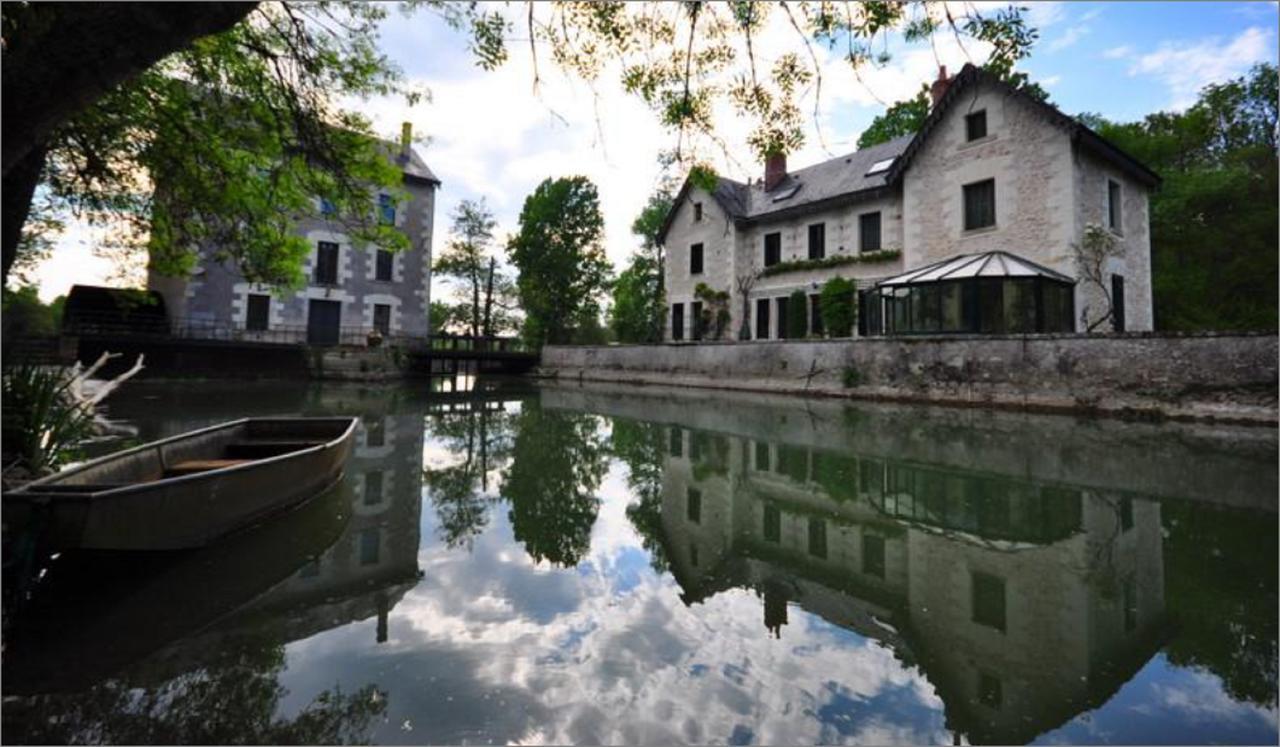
[148,125,438,345]
[658,64,1160,342]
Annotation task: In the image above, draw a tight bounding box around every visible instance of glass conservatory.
[861,251,1076,336]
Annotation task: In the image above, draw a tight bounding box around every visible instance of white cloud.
[1047,24,1091,52]
[1127,26,1274,108]
[1040,75,1063,88]
[1102,45,1134,60]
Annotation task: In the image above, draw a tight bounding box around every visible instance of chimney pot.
[930,66,951,108]
[764,152,787,191]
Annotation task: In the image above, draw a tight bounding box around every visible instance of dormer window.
[966,110,988,142]
[694,202,703,221]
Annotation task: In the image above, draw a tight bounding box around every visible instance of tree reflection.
[3,633,386,745]
[1162,499,1278,707]
[501,400,606,567]
[424,405,515,549]
[611,418,669,573]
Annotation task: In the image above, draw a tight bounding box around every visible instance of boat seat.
[224,441,324,459]
[165,458,255,477]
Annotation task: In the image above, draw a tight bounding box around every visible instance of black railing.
[62,311,527,353]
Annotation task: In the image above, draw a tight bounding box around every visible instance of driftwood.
[70,352,145,437]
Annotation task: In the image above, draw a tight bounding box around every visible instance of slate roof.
[657,63,1160,245]
[376,139,440,185]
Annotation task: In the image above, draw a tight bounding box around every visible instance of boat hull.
[4,417,357,550]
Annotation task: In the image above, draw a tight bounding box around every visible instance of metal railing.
[62,311,527,353]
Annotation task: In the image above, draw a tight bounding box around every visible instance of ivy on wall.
[758,249,901,278]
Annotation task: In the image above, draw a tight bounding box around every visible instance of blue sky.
[31,1,1279,301]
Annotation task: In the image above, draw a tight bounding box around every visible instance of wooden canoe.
[4,417,358,550]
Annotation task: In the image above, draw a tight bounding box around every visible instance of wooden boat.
[4,417,358,550]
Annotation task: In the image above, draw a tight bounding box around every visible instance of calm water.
[2,378,1277,745]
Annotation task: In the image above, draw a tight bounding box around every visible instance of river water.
[2,378,1276,745]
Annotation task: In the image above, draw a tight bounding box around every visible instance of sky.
[28,0,1280,303]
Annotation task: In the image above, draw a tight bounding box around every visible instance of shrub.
[786,290,808,339]
[1,365,96,476]
[842,366,862,388]
[819,277,857,337]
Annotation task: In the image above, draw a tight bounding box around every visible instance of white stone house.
[658,64,1160,341]
[148,124,438,345]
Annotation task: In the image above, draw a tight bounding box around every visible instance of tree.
[424,407,516,550]
[1074,223,1123,332]
[612,418,670,573]
[1,286,65,339]
[507,176,613,347]
[500,400,607,567]
[3,3,419,287]
[434,199,512,337]
[857,85,931,149]
[610,188,673,343]
[786,290,808,339]
[430,301,456,334]
[1085,63,1278,331]
[818,277,857,337]
[443,2,1036,171]
[6,3,1039,289]
[857,64,1051,149]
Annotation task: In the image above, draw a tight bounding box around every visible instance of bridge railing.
[61,311,528,353]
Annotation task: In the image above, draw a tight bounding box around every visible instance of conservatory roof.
[875,251,1074,288]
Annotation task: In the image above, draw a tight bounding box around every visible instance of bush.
[786,290,808,339]
[819,277,857,337]
[842,366,862,388]
[1,365,95,476]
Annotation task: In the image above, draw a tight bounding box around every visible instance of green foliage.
[1,285,64,338]
[611,188,674,343]
[429,301,455,334]
[501,400,607,566]
[758,249,900,278]
[2,635,387,744]
[508,176,613,347]
[2,364,95,475]
[1088,63,1278,331]
[611,418,670,573]
[842,366,862,388]
[786,290,808,339]
[856,64,1049,149]
[434,199,518,337]
[31,4,418,288]
[694,282,731,340]
[1161,499,1278,707]
[610,255,665,343]
[818,277,857,338]
[857,85,931,149]
[423,407,515,550]
[442,2,1036,167]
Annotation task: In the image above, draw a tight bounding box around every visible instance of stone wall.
[538,332,1278,424]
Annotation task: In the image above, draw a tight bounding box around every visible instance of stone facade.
[662,71,1156,341]
[148,146,437,343]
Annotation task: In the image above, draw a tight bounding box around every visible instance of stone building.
[148,124,439,345]
[657,423,1166,744]
[658,64,1159,341]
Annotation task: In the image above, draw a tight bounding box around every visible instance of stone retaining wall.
[538,332,1278,424]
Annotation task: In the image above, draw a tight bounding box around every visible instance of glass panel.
[1003,279,1036,333]
[359,528,381,566]
[940,282,963,331]
[979,279,1005,333]
[246,294,270,331]
[364,470,384,505]
[763,504,781,543]
[860,212,882,252]
[808,518,827,559]
[669,428,683,458]
[754,440,770,471]
[376,250,393,281]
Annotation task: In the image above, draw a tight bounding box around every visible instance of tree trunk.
[2,143,48,285]
[482,257,496,337]
[470,264,481,338]
[2,3,256,178]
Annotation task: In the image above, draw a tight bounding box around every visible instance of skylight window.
[771,184,802,202]
[866,157,895,176]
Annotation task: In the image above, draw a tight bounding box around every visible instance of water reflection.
[2,379,1275,745]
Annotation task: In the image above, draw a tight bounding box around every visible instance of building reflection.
[658,425,1166,745]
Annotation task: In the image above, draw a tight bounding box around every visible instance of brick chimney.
[764,152,787,191]
[930,66,951,108]
[398,121,412,164]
